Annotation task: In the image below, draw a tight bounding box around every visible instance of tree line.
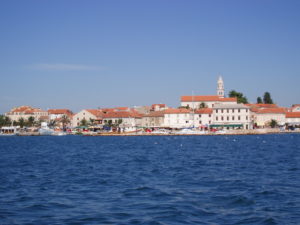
[229,91,274,104]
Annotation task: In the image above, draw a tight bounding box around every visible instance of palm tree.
[18,117,25,128]
[27,116,35,127]
[60,115,70,130]
[270,119,278,128]
[80,118,88,127]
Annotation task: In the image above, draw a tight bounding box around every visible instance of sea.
[0,134,299,225]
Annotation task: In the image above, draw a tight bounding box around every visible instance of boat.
[0,126,19,136]
[174,128,206,135]
[38,122,54,135]
[151,129,171,134]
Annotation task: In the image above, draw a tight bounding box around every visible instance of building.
[286,112,300,128]
[71,109,104,127]
[291,104,300,112]
[5,106,49,122]
[102,111,143,131]
[48,109,73,120]
[211,104,252,130]
[194,108,213,128]
[181,96,237,109]
[151,104,168,111]
[253,108,287,127]
[141,111,165,128]
[163,108,193,128]
[181,76,237,109]
[217,76,225,98]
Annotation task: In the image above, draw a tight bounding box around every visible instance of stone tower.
[217,76,225,98]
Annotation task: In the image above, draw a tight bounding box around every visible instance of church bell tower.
[217,76,225,98]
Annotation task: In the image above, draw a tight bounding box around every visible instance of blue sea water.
[0,134,299,225]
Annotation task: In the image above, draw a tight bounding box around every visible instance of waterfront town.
[1,77,300,135]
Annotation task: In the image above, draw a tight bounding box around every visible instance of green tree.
[60,115,70,130]
[80,118,88,126]
[18,117,25,128]
[199,102,207,108]
[229,90,248,104]
[270,119,278,128]
[89,118,95,126]
[116,119,123,127]
[27,116,35,127]
[263,92,273,104]
[0,115,12,127]
[257,97,263,104]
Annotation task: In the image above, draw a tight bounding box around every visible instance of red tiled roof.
[86,109,104,117]
[164,108,191,114]
[181,95,237,102]
[12,106,33,113]
[115,107,129,111]
[195,108,213,114]
[246,104,278,108]
[144,111,165,117]
[102,111,143,119]
[151,104,166,109]
[48,109,72,115]
[256,108,287,114]
[286,112,300,118]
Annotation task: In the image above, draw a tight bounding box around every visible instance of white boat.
[151,129,170,134]
[52,131,67,136]
[38,122,54,135]
[0,126,19,136]
[174,128,206,135]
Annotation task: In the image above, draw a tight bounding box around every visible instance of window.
[227,109,229,113]
[227,116,229,121]
[186,121,189,123]
[246,116,248,120]
[209,121,211,124]
[221,109,224,113]
[232,116,235,121]
[232,109,235,113]
[216,116,218,121]
[209,114,211,117]
[199,121,202,124]
[246,109,248,113]
[199,114,202,118]
[238,116,241,120]
[238,109,241,113]
[216,109,218,113]
[221,116,224,121]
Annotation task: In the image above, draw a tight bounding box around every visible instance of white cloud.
[27,63,105,71]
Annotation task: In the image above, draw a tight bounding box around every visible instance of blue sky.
[0,0,299,113]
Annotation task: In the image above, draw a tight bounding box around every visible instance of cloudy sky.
[0,0,299,113]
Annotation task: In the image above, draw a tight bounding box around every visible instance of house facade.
[141,111,165,128]
[211,104,252,130]
[5,106,49,122]
[71,109,103,127]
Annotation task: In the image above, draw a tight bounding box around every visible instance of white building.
[194,108,213,128]
[253,108,287,127]
[48,109,73,120]
[102,111,142,131]
[72,109,103,127]
[6,106,49,122]
[181,76,237,109]
[181,96,237,109]
[286,112,300,127]
[142,111,165,128]
[211,104,252,130]
[163,108,194,128]
[291,104,300,112]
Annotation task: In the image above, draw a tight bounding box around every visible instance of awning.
[210,124,243,128]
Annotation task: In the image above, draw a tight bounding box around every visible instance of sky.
[0,0,299,113]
